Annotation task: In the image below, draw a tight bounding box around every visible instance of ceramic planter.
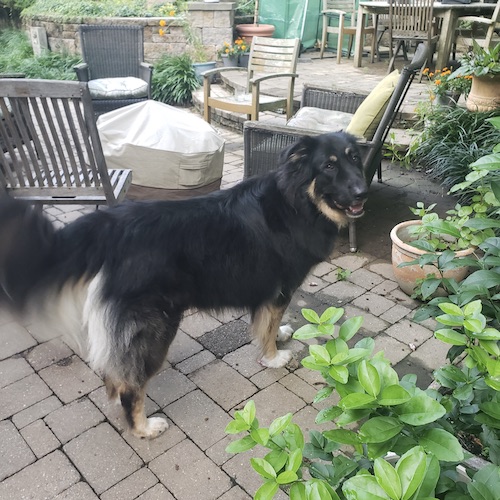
[390,220,474,296]
[193,61,217,84]
[466,74,500,112]
[235,24,275,44]
[436,91,461,107]
[221,54,238,67]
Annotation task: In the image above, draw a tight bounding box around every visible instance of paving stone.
[380,304,413,323]
[179,311,222,339]
[352,291,397,316]
[147,367,196,408]
[12,395,62,429]
[343,305,389,336]
[25,338,74,370]
[39,355,103,403]
[44,397,105,444]
[189,360,258,411]
[0,357,33,389]
[292,404,333,434]
[219,485,252,500]
[348,268,385,290]
[136,483,175,499]
[239,382,306,425]
[20,419,60,459]
[0,420,35,481]
[0,321,37,360]
[166,389,230,450]
[331,254,371,271]
[279,373,318,404]
[198,320,250,358]
[386,287,421,309]
[319,281,367,305]
[211,308,247,323]
[0,372,52,420]
[124,420,186,463]
[250,365,290,389]
[223,344,265,378]
[311,261,337,277]
[366,261,396,280]
[386,319,434,348]
[64,423,142,495]
[100,467,158,500]
[0,308,15,326]
[0,450,79,498]
[406,336,450,373]
[371,279,400,296]
[54,482,99,499]
[205,435,234,466]
[167,329,203,365]
[373,334,411,366]
[176,349,216,374]
[149,439,233,500]
[300,275,330,293]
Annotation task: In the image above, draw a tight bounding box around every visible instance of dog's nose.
[352,184,368,200]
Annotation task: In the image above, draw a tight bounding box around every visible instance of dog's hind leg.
[251,298,293,368]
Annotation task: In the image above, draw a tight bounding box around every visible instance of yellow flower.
[241,45,246,51]
[159,28,165,36]
[435,79,442,85]
[159,19,167,27]
[169,10,175,17]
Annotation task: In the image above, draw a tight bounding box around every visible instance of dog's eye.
[325,155,338,170]
[346,148,360,163]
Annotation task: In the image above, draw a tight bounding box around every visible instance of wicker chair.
[243,45,427,252]
[74,25,153,116]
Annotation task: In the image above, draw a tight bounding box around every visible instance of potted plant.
[422,66,472,107]
[224,306,500,499]
[236,0,275,42]
[451,41,500,112]
[218,37,250,68]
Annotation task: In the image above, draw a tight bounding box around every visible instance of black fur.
[0,132,368,437]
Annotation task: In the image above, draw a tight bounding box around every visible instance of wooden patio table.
[354,1,497,70]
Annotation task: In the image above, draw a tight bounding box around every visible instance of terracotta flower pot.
[235,24,275,44]
[466,74,500,112]
[390,220,474,296]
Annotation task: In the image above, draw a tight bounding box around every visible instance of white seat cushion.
[286,107,353,133]
[88,77,148,100]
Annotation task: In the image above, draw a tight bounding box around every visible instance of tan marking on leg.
[307,180,349,228]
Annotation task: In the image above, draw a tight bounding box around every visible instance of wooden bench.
[0,79,132,206]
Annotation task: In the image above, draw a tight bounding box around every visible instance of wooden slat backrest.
[389,0,435,38]
[0,79,116,203]
[247,37,301,79]
[323,0,356,23]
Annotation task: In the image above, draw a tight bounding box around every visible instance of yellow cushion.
[346,70,400,140]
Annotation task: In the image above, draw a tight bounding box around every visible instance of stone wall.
[25,1,235,63]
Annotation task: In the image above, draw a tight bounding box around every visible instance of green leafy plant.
[452,41,500,77]
[224,307,500,500]
[336,268,350,281]
[422,66,472,98]
[152,53,199,105]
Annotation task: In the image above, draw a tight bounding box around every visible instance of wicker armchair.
[74,25,153,116]
[244,45,427,252]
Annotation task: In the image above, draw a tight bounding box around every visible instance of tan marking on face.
[329,154,338,162]
[307,180,349,228]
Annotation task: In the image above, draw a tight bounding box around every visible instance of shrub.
[152,54,199,106]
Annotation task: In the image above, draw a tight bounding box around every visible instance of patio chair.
[320,0,376,64]
[203,37,301,123]
[74,25,153,117]
[387,0,439,75]
[453,1,500,57]
[0,78,132,206]
[243,45,427,252]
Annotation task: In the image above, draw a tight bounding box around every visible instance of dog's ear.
[278,135,317,167]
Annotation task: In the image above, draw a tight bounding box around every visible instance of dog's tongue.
[346,203,365,218]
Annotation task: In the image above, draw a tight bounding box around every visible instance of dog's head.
[276,132,368,227]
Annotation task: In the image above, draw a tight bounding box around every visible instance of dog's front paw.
[277,324,294,342]
[260,349,292,368]
[133,416,169,439]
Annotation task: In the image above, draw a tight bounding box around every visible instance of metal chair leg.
[348,220,357,253]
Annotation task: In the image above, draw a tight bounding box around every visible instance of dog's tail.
[0,195,58,313]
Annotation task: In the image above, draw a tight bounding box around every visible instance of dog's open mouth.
[335,201,366,218]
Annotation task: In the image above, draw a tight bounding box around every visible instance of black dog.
[0,132,367,438]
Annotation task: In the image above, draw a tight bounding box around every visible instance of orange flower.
[159,28,165,36]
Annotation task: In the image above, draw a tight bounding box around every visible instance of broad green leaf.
[434,328,468,346]
[480,340,500,357]
[293,324,323,340]
[378,385,412,406]
[316,406,343,424]
[436,314,465,327]
[479,402,500,420]
[302,308,321,324]
[269,413,293,437]
[464,317,485,333]
[254,481,279,500]
[265,450,288,473]
[342,474,391,500]
[395,391,446,426]
[251,458,277,480]
[374,458,402,500]
[323,429,361,445]
[359,416,404,444]
[313,386,334,404]
[225,435,256,453]
[225,417,251,434]
[462,270,500,289]
[334,348,371,365]
[439,302,464,316]
[310,345,331,365]
[251,427,270,446]
[395,446,428,500]
[276,470,298,485]
[306,479,339,500]
[329,365,349,384]
[286,448,303,473]
[338,393,377,410]
[358,360,381,397]
[339,316,364,342]
[419,428,464,462]
[289,482,306,500]
[475,328,500,341]
[319,307,344,325]
[336,408,372,427]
